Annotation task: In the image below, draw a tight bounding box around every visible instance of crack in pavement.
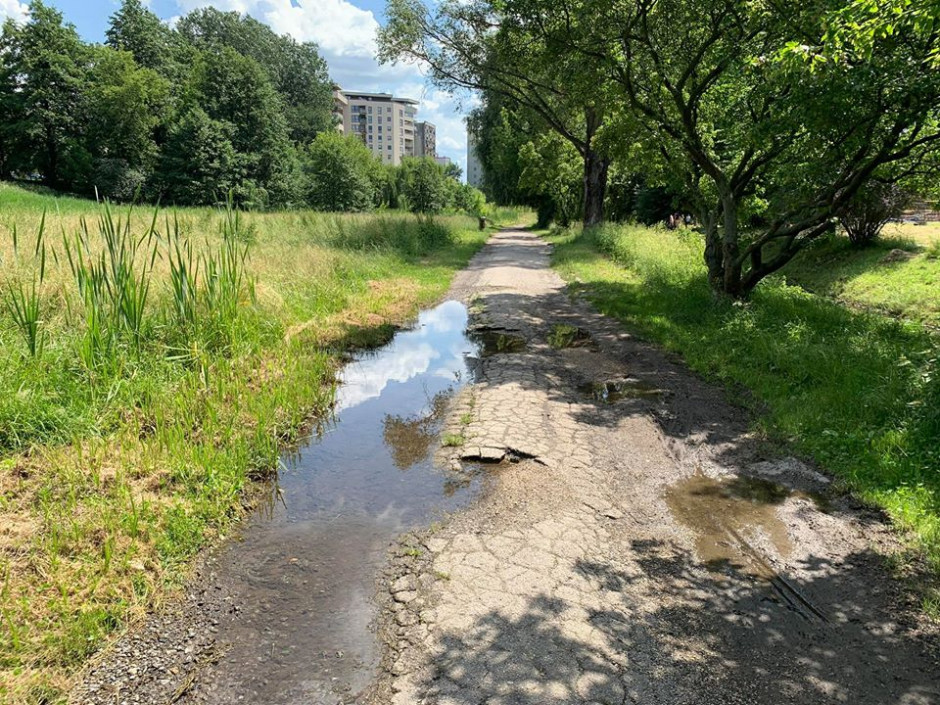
[375,229,940,705]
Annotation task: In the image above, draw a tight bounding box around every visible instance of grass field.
[0,182,524,703]
[548,223,939,608]
[782,223,940,327]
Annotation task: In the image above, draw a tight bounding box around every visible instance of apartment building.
[332,88,348,134]
[340,91,420,165]
[414,121,437,158]
[467,131,484,188]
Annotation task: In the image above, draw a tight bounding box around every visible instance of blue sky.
[0,0,473,174]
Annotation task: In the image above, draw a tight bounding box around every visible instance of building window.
[378,125,382,133]
[367,106,372,113]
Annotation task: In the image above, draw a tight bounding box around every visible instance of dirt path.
[374,228,939,705]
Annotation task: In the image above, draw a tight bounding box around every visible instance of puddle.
[665,473,830,621]
[580,378,666,403]
[198,300,482,704]
[665,474,795,578]
[548,323,592,349]
[468,327,527,356]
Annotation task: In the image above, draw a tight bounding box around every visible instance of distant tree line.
[381,0,940,297]
[0,0,484,215]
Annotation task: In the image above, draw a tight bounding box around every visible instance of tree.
[84,47,170,198]
[186,46,298,207]
[519,0,940,296]
[380,0,613,228]
[454,183,487,217]
[304,132,378,211]
[519,133,583,227]
[401,157,449,214]
[0,0,90,189]
[106,0,175,73]
[467,94,530,206]
[177,8,333,144]
[155,107,240,206]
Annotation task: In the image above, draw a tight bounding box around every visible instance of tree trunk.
[580,106,608,229]
[720,194,743,297]
[582,149,609,228]
[701,209,723,289]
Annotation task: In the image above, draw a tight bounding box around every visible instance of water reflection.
[193,300,482,705]
[336,299,471,411]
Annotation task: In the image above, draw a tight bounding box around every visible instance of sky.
[0,0,475,176]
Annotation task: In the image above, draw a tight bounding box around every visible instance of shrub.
[839,182,910,246]
[93,158,147,202]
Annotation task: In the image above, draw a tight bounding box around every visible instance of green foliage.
[0,0,335,206]
[156,108,239,206]
[85,48,170,168]
[184,46,297,208]
[106,0,176,73]
[304,132,378,212]
[518,133,582,226]
[400,157,449,214]
[0,0,89,189]
[176,7,334,144]
[380,0,613,227]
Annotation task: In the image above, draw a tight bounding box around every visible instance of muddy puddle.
[580,378,666,403]
[194,301,483,704]
[468,327,527,356]
[666,473,829,621]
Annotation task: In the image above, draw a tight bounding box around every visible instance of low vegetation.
[0,182,521,702]
[782,223,940,327]
[549,224,939,581]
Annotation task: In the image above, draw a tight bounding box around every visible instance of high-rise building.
[332,88,348,134]
[340,91,420,166]
[467,130,484,188]
[414,121,437,158]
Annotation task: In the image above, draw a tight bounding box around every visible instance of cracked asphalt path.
[377,229,939,705]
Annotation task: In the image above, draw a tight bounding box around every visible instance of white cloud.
[174,0,472,176]
[0,0,28,24]
[176,0,378,57]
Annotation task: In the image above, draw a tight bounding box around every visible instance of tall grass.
[3,217,47,357]
[550,223,940,570]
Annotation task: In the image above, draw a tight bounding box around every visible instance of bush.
[402,158,448,214]
[839,182,910,246]
[303,132,377,212]
[93,158,147,202]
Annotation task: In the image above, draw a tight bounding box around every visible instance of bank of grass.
[0,182,519,703]
[548,223,939,578]
[781,226,940,327]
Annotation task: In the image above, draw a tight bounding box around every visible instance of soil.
[72,228,940,705]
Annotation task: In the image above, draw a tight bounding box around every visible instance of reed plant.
[3,216,47,357]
